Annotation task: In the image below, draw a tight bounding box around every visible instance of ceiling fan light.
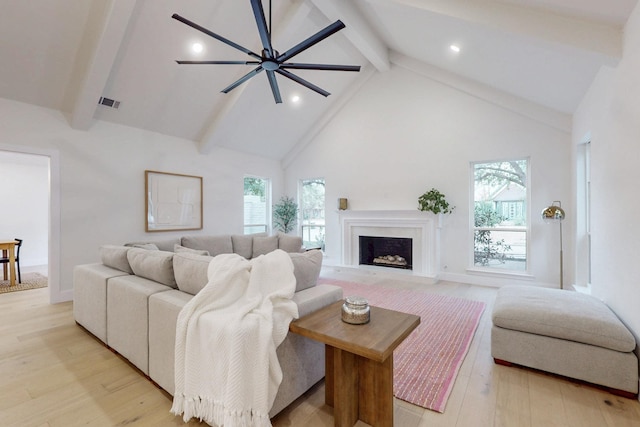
[291,95,300,103]
[191,42,204,54]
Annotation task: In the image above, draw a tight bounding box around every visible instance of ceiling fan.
[172,0,361,104]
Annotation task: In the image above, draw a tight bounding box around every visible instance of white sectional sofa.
[73,233,343,417]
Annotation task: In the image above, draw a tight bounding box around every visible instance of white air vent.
[98,97,120,109]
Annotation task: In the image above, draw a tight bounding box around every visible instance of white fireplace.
[338,210,440,279]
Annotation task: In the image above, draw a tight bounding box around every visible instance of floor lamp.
[541,201,566,289]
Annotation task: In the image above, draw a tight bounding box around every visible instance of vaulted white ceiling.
[0,0,637,159]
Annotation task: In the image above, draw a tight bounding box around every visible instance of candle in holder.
[341,296,370,324]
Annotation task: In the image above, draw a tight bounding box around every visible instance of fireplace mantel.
[338,210,441,279]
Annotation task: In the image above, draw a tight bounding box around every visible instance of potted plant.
[418,188,455,214]
[273,196,298,233]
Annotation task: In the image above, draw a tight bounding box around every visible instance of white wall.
[0,98,284,297]
[285,63,572,287]
[573,3,640,339]
[0,151,49,266]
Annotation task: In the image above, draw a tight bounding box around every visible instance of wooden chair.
[0,238,22,283]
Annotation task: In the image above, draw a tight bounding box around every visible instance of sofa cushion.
[99,245,134,274]
[181,235,233,256]
[124,238,180,252]
[174,244,210,256]
[253,236,278,258]
[231,235,254,259]
[173,252,213,295]
[131,243,159,250]
[289,249,323,292]
[277,233,303,253]
[126,248,177,289]
[493,285,636,352]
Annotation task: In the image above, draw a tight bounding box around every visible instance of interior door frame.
[0,144,62,304]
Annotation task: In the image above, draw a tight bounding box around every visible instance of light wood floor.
[1,268,639,427]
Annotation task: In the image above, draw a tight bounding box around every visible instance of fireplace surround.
[338,210,440,280]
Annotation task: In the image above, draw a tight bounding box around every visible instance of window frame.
[469,157,531,276]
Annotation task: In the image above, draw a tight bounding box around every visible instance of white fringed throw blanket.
[171,249,299,427]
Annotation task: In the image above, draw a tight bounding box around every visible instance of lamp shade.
[541,204,565,222]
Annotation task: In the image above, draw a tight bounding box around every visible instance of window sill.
[466,267,535,281]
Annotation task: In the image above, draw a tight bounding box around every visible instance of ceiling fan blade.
[276,69,330,97]
[266,70,282,104]
[250,0,275,59]
[277,20,346,63]
[221,66,264,93]
[281,63,361,72]
[176,60,261,65]
[172,14,261,60]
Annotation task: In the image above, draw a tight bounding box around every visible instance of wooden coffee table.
[289,300,420,427]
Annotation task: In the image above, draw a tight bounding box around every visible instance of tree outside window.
[472,159,528,271]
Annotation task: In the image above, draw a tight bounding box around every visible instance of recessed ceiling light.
[191,42,204,54]
[450,44,461,53]
[291,95,300,103]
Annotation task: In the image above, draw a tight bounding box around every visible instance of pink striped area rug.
[318,278,485,413]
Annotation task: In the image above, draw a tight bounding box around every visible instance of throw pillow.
[124,238,180,252]
[100,245,134,274]
[173,252,213,295]
[277,233,303,253]
[131,243,159,250]
[252,236,278,258]
[126,248,177,288]
[174,244,210,256]
[289,249,323,292]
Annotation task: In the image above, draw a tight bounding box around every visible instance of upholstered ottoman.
[491,285,638,397]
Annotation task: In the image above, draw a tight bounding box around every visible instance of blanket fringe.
[171,394,272,427]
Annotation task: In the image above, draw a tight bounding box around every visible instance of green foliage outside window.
[244,177,266,199]
[474,203,512,266]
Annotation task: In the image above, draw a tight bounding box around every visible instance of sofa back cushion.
[277,233,303,253]
[126,248,177,288]
[290,249,323,292]
[100,245,134,274]
[231,234,254,259]
[181,235,233,256]
[173,252,213,295]
[252,236,278,258]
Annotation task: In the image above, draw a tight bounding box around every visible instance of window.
[472,159,529,271]
[243,176,270,234]
[300,178,325,250]
[576,141,591,285]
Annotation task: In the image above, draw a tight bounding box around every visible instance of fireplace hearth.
[359,236,413,270]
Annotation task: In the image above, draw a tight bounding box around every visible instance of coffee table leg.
[325,345,334,407]
[359,354,394,427]
[332,347,359,427]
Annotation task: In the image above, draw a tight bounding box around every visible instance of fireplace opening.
[359,236,413,270]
